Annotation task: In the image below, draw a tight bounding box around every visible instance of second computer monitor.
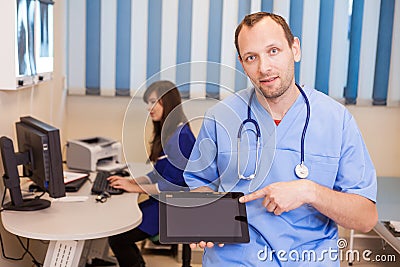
[17,116,65,198]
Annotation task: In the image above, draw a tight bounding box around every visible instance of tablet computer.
[159,191,249,244]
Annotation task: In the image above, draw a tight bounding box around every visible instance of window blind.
[67,0,400,106]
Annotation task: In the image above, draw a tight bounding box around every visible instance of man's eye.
[270,48,278,55]
[246,55,256,62]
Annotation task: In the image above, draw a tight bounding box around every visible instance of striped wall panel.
[67,0,400,105]
[100,0,117,96]
[85,0,100,95]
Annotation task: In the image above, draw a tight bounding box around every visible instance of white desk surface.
[1,162,152,241]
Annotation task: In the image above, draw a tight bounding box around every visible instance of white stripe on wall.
[357,0,380,103]
[273,0,290,23]
[160,0,179,83]
[67,0,86,95]
[220,0,239,99]
[299,0,319,89]
[67,0,399,105]
[250,0,262,14]
[130,0,148,96]
[329,0,350,99]
[100,0,117,96]
[387,0,400,106]
[190,0,210,99]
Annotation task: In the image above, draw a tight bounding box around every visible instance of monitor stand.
[1,136,52,211]
[2,199,51,211]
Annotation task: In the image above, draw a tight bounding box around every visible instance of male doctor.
[184,12,377,266]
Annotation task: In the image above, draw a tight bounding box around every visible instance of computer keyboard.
[91,171,124,195]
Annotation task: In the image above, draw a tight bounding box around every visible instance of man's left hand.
[239,180,315,215]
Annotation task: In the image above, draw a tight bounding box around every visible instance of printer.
[66,137,124,171]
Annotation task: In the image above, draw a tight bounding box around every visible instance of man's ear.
[292,37,301,63]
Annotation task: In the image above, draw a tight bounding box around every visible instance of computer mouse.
[96,191,111,203]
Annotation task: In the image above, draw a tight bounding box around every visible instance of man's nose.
[258,55,272,75]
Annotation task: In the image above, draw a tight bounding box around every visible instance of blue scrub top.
[138,124,195,236]
[184,87,377,266]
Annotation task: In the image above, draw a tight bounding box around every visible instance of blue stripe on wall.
[74,0,396,104]
[147,0,162,84]
[344,0,364,105]
[176,0,193,98]
[235,0,251,91]
[86,0,101,95]
[289,0,303,84]
[261,0,273,12]
[115,0,131,96]
[206,0,223,99]
[372,0,395,106]
[314,0,334,95]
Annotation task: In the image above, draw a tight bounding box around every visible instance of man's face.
[238,17,301,99]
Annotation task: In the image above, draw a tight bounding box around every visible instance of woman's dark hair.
[143,81,189,162]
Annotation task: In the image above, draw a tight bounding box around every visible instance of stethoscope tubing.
[237,84,311,179]
[298,85,310,164]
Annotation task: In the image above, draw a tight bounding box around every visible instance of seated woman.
[107,81,195,267]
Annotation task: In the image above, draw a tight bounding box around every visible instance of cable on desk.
[62,142,68,164]
[34,191,46,199]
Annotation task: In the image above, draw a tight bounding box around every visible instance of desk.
[373,177,400,254]
[1,162,151,267]
[349,177,400,259]
[375,177,400,221]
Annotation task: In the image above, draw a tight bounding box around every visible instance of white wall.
[65,96,215,165]
[66,96,400,178]
[347,106,400,177]
[0,0,66,266]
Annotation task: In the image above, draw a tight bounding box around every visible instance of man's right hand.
[190,241,224,249]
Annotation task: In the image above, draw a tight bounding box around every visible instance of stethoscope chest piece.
[295,163,309,179]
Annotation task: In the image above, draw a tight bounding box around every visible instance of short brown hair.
[234,12,294,59]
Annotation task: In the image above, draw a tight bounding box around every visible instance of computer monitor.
[0,116,65,211]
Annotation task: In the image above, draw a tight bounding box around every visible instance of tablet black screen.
[159,192,249,244]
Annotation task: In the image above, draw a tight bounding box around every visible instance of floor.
[144,244,400,267]
[143,254,202,267]
[101,232,400,267]
[338,237,399,266]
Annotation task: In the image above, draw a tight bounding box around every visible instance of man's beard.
[252,78,289,99]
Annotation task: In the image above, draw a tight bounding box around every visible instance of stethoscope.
[237,84,311,180]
